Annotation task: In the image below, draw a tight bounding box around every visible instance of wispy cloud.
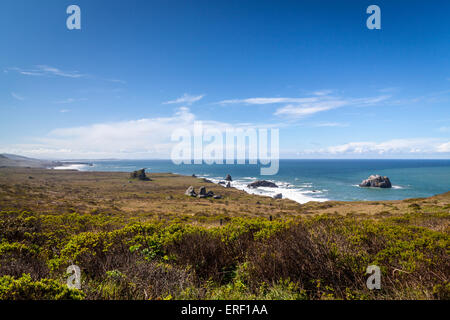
[312,89,334,96]
[312,122,349,127]
[11,92,25,101]
[218,93,390,118]
[390,89,450,106]
[59,109,70,113]
[8,65,86,78]
[105,78,126,84]
[54,98,87,104]
[378,87,400,93]
[274,95,390,118]
[218,97,317,105]
[274,100,347,117]
[164,93,205,105]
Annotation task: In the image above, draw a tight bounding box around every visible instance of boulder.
[247,180,278,188]
[218,181,226,185]
[185,186,197,197]
[198,187,214,198]
[226,182,231,188]
[359,175,392,188]
[192,174,196,177]
[213,195,222,199]
[130,168,151,181]
[225,174,232,181]
[273,193,282,199]
[198,186,207,196]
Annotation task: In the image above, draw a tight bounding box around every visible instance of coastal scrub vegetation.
[0,209,448,300]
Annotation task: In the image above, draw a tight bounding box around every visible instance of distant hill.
[0,154,63,168]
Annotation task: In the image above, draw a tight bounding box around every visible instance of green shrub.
[0,274,84,300]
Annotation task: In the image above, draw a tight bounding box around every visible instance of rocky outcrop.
[198,186,207,196]
[273,193,282,199]
[225,174,232,181]
[359,175,392,188]
[185,186,197,197]
[130,168,151,181]
[247,180,278,188]
[186,186,220,199]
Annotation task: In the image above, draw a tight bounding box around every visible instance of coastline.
[48,163,328,204]
[0,166,448,300]
[47,161,449,204]
[192,174,329,204]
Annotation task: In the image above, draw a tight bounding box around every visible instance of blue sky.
[1,0,449,159]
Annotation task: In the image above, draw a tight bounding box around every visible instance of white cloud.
[438,126,450,133]
[54,98,87,104]
[11,92,25,101]
[0,107,249,159]
[302,138,450,155]
[277,95,390,118]
[106,78,126,84]
[312,90,334,96]
[218,97,318,105]
[8,65,86,78]
[274,100,348,117]
[164,93,205,105]
[312,122,349,127]
[437,142,450,152]
[218,93,390,118]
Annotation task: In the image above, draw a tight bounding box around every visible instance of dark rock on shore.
[273,193,282,199]
[186,186,220,199]
[198,186,207,196]
[198,186,214,198]
[247,180,278,188]
[225,174,232,181]
[130,168,151,181]
[359,175,392,188]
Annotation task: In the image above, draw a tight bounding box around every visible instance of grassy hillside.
[0,168,448,300]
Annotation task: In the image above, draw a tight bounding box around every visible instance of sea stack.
[225,174,232,181]
[247,180,278,188]
[359,175,392,188]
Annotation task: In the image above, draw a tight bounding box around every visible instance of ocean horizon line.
[53,158,450,162]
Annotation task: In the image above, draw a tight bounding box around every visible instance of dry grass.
[1,167,448,227]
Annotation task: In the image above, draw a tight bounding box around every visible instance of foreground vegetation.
[0,168,448,300]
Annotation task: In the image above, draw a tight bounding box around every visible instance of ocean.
[55,159,450,204]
